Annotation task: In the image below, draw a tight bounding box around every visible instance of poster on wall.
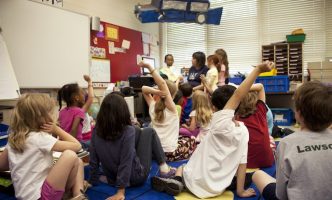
[90,46,106,58]
[105,24,119,42]
[90,59,110,83]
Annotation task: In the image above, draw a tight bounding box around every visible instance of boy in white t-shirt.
[151,61,275,198]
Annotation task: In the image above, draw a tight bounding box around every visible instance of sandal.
[68,190,89,200]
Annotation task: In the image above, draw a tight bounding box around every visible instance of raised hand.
[83,75,91,82]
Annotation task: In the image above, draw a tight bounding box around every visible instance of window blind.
[161,0,330,75]
[326,0,332,58]
[261,0,326,73]
[162,23,207,70]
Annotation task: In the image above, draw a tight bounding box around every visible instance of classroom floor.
[0,159,276,200]
[84,160,276,200]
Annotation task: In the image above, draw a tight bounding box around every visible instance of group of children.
[0,48,331,200]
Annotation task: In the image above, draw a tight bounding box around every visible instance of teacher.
[187,51,209,88]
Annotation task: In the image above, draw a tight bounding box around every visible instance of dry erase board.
[90,59,111,82]
[0,0,90,88]
[0,34,20,100]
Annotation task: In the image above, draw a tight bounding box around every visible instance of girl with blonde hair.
[180,90,213,143]
[0,93,87,200]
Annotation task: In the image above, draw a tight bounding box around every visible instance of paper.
[90,46,106,58]
[121,40,131,49]
[90,59,110,82]
[142,32,151,44]
[143,43,150,55]
[108,41,115,54]
[124,96,135,119]
[275,114,285,121]
[114,47,125,53]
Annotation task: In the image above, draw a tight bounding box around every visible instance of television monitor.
[141,56,156,74]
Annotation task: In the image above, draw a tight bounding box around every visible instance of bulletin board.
[90,59,111,83]
[90,21,144,82]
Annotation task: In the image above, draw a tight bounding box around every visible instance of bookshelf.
[262,43,303,81]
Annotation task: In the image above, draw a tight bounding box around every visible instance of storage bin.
[255,75,289,93]
[0,124,9,147]
[286,34,306,43]
[271,108,294,126]
[229,77,243,85]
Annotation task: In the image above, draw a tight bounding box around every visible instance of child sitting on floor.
[140,62,196,162]
[252,81,332,200]
[0,93,87,200]
[58,75,94,149]
[177,83,193,125]
[88,92,175,200]
[179,90,213,143]
[236,83,274,168]
[151,61,275,199]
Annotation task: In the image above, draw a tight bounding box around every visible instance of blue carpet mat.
[0,160,276,200]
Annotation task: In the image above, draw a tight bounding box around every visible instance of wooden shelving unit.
[262,42,303,81]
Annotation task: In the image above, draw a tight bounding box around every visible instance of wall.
[63,0,160,65]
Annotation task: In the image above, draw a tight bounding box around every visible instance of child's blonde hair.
[192,91,212,127]
[237,91,258,117]
[8,93,56,153]
[154,80,178,123]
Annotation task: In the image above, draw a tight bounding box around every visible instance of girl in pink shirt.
[215,49,230,86]
[58,75,93,144]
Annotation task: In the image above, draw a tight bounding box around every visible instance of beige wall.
[63,0,159,35]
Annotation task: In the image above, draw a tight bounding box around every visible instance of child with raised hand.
[88,92,175,200]
[0,93,87,200]
[139,62,196,161]
[58,75,93,147]
[236,83,274,168]
[179,90,213,143]
[252,81,332,200]
[151,61,275,199]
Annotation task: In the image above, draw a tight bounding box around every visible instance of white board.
[90,59,111,82]
[0,0,90,88]
[0,34,20,100]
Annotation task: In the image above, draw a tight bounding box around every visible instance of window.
[161,0,331,75]
[261,0,327,72]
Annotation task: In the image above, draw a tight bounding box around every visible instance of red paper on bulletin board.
[105,24,119,42]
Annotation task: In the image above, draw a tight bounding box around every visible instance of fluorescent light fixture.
[162,1,187,11]
[191,2,209,12]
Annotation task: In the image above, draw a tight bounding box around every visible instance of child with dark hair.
[178,83,193,124]
[252,81,332,200]
[236,83,274,168]
[151,61,275,199]
[140,62,196,162]
[89,93,175,200]
[188,51,208,88]
[160,54,182,82]
[58,75,93,145]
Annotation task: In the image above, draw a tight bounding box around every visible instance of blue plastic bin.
[0,124,9,147]
[229,77,243,85]
[271,108,294,126]
[255,75,289,93]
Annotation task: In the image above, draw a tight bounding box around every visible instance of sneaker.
[159,167,176,178]
[151,176,184,196]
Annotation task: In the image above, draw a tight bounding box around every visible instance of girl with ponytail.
[140,62,196,161]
